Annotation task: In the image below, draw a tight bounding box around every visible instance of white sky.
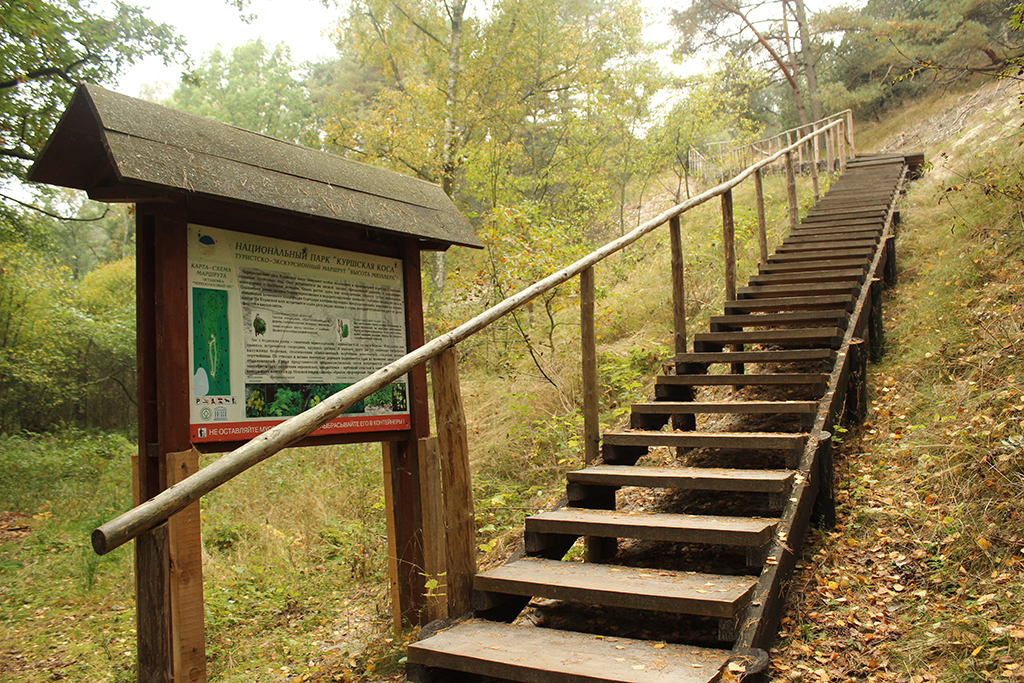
[114,0,687,99]
[114,0,342,97]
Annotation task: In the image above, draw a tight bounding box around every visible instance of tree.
[1,0,185,183]
[167,39,317,144]
[672,0,814,126]
[816,0,1024,117]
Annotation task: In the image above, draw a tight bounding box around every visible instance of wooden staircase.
[407,153,921,683]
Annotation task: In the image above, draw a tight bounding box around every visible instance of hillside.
[770,81,1024,681]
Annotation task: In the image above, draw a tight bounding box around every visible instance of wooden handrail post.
[669,216,687,354]
[580,267,599,465]
[810,122,820,202]
[797,127,805,168]
[785,150,799,233]
[754,168,768,266]
[838,120,848,173]
[721,189,736,302]
[826,125,835,172]
[430,347,476,619]
[846,110,856,157]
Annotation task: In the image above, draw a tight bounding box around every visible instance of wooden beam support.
[753,170,768,267]
[785,151,799,234]
[431,348,476,619]
[669,216,688,354]
[721,190,737,303]
[580,267,599,465]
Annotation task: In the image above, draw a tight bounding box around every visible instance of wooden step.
[803,208,887,222]
[474,556,758,619]
[747,268,866,286]
[631,400,818,416]
[603,429,807,452]
[709,310,847,330]
[407,620,732,683]
[675,348,834,364]
[789,222,883,236]
[525,508,778,551]
[768,247,874,262]
[758,258,868,273]
[723,295,854,313]
[736,282,860,299]
[693,327,841,348]
[782,230,882,244]
[567,464,795,495]
[776,239,878,252]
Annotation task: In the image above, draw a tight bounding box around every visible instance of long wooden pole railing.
[92,118,850,564]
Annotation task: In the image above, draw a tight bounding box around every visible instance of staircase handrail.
[91,117,848,558]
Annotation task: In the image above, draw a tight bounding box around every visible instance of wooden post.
[838,120,848,173]
[826,125,835,172]
[810,123,820,202]
[721,189,736,303]
[785,151,799,233]
[136,524,173,683]
[580,267,599,465]
[796,127,804,168]
[845,109,856,157]
[753,169,768,267]
[135,202,207,683]
[430,348,476,619]
[669,216,688,355]
[416,437,447,623]
[167,450,206,683]
[382,438,426,629]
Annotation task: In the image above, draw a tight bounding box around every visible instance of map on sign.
[186,224,410,443]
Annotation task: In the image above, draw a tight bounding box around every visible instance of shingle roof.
[29,84,481,249]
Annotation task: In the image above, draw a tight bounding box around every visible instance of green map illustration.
[193,288,231,395]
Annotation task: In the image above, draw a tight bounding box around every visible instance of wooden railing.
[698,111,855,195]
[93,115,852,625]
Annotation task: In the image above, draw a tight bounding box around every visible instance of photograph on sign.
[187,225,410,442]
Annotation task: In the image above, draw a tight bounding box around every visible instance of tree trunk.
[792,0,822,123]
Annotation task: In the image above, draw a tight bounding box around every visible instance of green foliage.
[817,0,1023,117]
[0,243,80,433]
[0,0,185,181]
[167,39,317,144]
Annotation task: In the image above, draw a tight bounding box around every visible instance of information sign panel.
[187,224,410,442]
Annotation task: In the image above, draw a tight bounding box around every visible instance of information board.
[187,224,410,442]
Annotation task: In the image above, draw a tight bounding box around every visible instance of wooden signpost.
[29,84,480,682]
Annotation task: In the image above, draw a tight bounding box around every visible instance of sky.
[113,0,685,98]
[114,0,342,97]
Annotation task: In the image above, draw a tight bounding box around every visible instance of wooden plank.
[417,437,448,623]
[675,349,834,364]
[768,248,874,262]
[526,509,777,548]
[783,230,881,244]
[631,401,818,415]
[431,347,477,619]
[775,239,878,252]
[604,429,806,451]
[694,327,841,345]
[407,620,730,683]
[567,464,794,493]
[710,310,848,329]
[759,258,869,273]
[581,267,600,465]
[475,557,758,618]
[167,449,206,683]
[748,269,866,286]
[737,282,860,299]
[657,374,828,389]
[724,295,854,314]
[382,438,426,628]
